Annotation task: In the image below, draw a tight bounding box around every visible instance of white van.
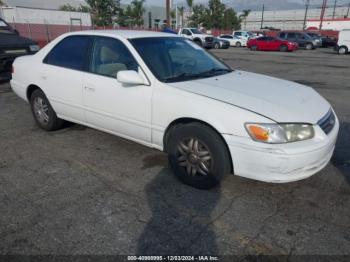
[336,29,350,55]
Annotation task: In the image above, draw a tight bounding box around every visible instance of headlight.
[29,45,40,52]
[245,123,315,144]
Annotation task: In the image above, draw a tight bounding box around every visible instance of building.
[242,5,350,31]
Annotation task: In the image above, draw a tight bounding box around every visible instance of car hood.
[0,33,36,48]
[168,70,330,124]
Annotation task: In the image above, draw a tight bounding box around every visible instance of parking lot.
[0,47,349,257]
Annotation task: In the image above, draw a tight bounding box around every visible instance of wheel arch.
[163,117,233,173]
[26,84,41,101]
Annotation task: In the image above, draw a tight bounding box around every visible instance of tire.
[167,123,231,190]
[305,43,314,50]
[30,89,65,131]
[235,42,242,48]
[280,45,288,52]
[250,45,258,51]
[194,39,202,47]
[214,42,220,49]
[338,46,348,55]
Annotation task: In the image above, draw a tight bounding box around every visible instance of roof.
[69,30,180,39]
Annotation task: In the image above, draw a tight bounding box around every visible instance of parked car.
[232,30,255,40]
[11,31,339,189]
[277,31,318,50]
[213,37,230,49]
[178,28,214,48]
[247,36,298,52]
[320,36,337,48]
[305,32,322,47]
[218,35,247,47]
[0,18,39,82]
[335,29,350,55]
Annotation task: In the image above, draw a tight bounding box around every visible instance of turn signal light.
[248,125,269,141]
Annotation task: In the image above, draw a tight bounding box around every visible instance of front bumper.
[223,116,339,183]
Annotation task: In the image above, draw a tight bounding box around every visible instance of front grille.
[317,109,336,135]
[205,37,214,43]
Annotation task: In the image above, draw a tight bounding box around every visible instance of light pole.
[332,0,337,19]
[260,4,265,29]
[166,0,170,28]
[303,0,310,30]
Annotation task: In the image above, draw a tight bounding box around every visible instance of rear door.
[41,35,92,122]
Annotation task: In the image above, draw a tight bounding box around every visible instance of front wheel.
[280,45,288,52]
[214,42,220,49]
[235,42,242,48]
[167,123,231,190]
[305,43,314,50]
[30,89,65,131]
[338,46,348,55]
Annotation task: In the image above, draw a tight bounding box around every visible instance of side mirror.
[117,70,146,86]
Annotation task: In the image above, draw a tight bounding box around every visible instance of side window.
[90,37,138,78]
[182,29,191,35]
[45,35,91,70]
[234,32,242,36]
[279,33,286,39]
[287,33,296,39]
[257,37,267,41]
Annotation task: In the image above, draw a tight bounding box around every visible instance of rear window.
[44,35,91,71]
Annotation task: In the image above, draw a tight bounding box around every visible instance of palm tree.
[239,9,251,30]
[177,6,185,27]
[131,0,145,26]
[186,0,193,13]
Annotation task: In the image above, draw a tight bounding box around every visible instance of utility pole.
[332,0,337,19]
[347,2,350,18]
[303,0,310,30]
[260,4,265,29]
[166,0,170,28]
[319,0,327,30]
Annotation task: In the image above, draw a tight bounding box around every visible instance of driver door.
[82,36,152,144]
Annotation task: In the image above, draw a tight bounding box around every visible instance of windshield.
[0,20,15,34]
[130,37,232,83]
[190,28,203,34]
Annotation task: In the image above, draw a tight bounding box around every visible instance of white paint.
[10,30,339,184]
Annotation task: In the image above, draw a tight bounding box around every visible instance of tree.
[59,4,79,12]
[224,8,241,30]
[189,0,241,30]
[85,0,118,26]
[189,4,207,27]
[177,6,185,27]
[0,0,5,6]
[117,0,145,27]
[239,9,251,30]
[130,0,145,26]
[186,0,194,13]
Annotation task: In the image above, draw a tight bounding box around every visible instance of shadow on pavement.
[331,121,350,184]
[136,168,220,255]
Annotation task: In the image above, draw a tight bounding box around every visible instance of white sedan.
[218,34,247,47]
[11,30,339,189]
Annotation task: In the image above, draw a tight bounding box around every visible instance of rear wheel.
[167,123,231,190]
[280,45,288,52]
[338,46,348,55]
[235,41,242,48]
[30,89,65,131]
[250,45,258,51]
[214,42,220,49]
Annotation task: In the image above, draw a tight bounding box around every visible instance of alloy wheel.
[176,138,212,176]
[33,97,49,125]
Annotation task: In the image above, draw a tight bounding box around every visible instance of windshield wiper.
[164,68,232,83]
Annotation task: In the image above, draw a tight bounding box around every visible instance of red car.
[247,36,298,52]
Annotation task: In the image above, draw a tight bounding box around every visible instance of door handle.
[84,86,95,92]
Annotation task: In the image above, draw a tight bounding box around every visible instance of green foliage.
[117,0,145,27]
[85,0,119,26]
[189,0,241,30]
[186,0,194,9]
